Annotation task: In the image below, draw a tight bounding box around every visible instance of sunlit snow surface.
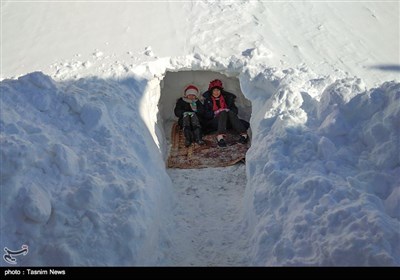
[1,1,399,266]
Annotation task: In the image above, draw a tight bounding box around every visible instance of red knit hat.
[208,79,223,91]
[184,84,199,97]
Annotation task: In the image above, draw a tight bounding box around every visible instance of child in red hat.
[203,79,249,147]
[174,84,206,147]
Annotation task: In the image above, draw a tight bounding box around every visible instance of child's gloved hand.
[214,108,229,116]
[183,112,195,117]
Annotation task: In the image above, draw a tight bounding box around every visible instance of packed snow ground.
[1,1,399,266]
[166,165,249,266]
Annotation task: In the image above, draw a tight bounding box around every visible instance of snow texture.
[1,1,399,266]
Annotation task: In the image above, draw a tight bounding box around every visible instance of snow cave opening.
[157,70,252,162]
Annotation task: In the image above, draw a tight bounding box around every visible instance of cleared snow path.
[165,164,250,266]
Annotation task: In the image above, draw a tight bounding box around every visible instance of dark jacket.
[202,90,239,120]
[174,98,205,127]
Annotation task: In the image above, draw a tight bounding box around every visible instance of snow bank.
[243,67,400,265]
[0,72,172,265]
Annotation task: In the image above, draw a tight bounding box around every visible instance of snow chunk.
[144,46,154,57]
[21,185,52,224]
[93,50,104,58]
[18,71,56,90]
[385,187,400,219]
[80,103,103,130]
[67,176,102,210]
[242,45,272,59]
[319,108,349,137]
[317,136,336,160]
[41,244,75,266]
[16,72,56,112]
[53,143,80,176]
[318,77,365,121]
[0,137,33,183]
[371,141,399,169]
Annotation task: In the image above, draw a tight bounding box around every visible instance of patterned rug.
[167,123,250,169]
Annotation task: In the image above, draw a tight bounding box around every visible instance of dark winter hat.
[208,79,223,91]
[184,84,199,98]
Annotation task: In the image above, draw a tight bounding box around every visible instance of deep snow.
[1,1,399,266]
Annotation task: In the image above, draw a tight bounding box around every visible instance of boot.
[217,138,227,147]
[238,133,249,144]
[217,134,227,147]
[193,127,205,145]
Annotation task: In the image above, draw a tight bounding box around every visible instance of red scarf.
[211,95,227,112]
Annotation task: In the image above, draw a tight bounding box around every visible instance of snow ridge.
[243,68,399,265]
[1,72,172,265]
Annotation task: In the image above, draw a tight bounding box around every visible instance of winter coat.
[202,90,239,120]
[174,98,205,127]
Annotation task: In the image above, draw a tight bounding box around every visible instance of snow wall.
[1,54,399,266]
[241,70,400,266]
[0,73,173,266]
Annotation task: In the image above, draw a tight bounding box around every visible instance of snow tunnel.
[157,70,252,166]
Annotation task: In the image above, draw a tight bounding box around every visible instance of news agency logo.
[3,245,29,265]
